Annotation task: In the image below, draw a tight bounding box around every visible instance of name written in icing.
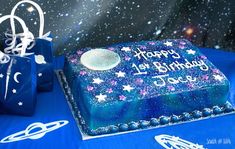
[152,74,197,87]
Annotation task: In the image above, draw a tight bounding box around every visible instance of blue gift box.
[3,0,55,92]
[31,37,54,91]
[0,54,37,116]
[3,35,54,92]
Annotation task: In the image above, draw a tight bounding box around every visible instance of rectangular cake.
[63,39,230,136]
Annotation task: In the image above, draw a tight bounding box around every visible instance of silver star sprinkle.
[92,78,104,84]
[95,93,107,102]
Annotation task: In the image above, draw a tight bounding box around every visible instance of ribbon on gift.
[5,0,54,92]
[4,31,35,54]
[0,15,34,100]
[0,15,33,57]
[5,0,52,54]
[0,51,10,64]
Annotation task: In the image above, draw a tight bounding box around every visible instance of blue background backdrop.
[0,47,234,149]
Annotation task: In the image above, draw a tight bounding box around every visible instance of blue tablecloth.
[0,48,235,149]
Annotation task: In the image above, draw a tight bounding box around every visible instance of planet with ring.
[155,134,204,149]
[0,120,69,143]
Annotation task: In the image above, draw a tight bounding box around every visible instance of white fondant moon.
[14,72,22,83]
[80,48,121,71]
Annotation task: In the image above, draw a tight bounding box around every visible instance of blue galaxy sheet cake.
[63,39,231,136]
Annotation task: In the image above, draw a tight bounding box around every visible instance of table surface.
[0,48,235,149]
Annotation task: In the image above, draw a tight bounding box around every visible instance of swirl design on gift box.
[155,134,205,149]
[0,120,69,143]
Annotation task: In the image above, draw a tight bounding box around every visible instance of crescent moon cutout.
[14,72,22,83]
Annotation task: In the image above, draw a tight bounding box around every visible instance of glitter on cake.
[63,39,230,135]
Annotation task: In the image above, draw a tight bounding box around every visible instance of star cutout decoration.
[167,86,175,91]
[38,73,42,77]
[71,58,77,63]
[121,47,131,52]
[186,49,196,55]
[12,89,17,94]
[92,78,104,84]
[110,80,117,86]
[124,56,131,61]
[80,70,87,76]
[188,83,194,88]
[123,85,134,92]
[119,95,126,101]
[136,78,144,84]
[202,75,209,80]
[0,73,3,78]
[140,90,147,96]
[179,45,185,49]
[149,42,155,45]
[115,71,126,78]
[108,47,115,51]
[213,74,224,82]
[212,69,219,74]
[95,93,107,102]
[87,86,94,91]
[76,50,83,55]
[18,102,23,106]
[106,88,113,93]
[163,41,173,47]
[27,6,35,13]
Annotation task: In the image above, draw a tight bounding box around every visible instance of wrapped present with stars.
[4,0,54,92]
[0,15,37,116]
[0,52,37,116]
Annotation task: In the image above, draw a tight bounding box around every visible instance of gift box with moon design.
[0,54,37,116]
[1,0,54,92]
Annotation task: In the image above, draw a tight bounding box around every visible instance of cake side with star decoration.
[63,39,230,133]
